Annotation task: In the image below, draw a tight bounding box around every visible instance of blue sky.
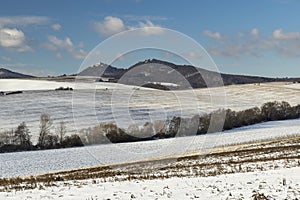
[0,0,300,77]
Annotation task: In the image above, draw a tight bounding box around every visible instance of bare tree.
[14,122,32,147]
[56,121,66,145]
[38,114,52,148]
[0,129,14,145]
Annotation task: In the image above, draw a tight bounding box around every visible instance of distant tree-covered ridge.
[78,59,300,90]
[79,101,300,144]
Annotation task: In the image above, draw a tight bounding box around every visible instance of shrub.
[61,134,83,147]
[43,134,59,149]
[261,101,291,121]
[197,114,210,134]
[236,107,262,126]
[103,123,140,143]
[223,109,238,130]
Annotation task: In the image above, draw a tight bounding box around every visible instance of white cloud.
[251,28,259,37]
[201,30,222,39]
[16,45,32,52]
[93,16,125,36]
[65,37,73,47]
[46,35,73,50]
[0,28,25,47]
[51,23,61,31]
[72,49,87,59]
[0,16,50,28]
[0,28,31,52]
[45,35,87,59]
[134,20,164,35]
[0,16,52,52]
[204,28,300,58]
[272,28,300,40]
[93,16,164,36]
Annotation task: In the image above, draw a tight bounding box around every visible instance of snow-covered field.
[0,79,135,91]
[0,79,76,91]
[1,79,300,140]
[0,117,299,178]
[1,167,299,199]
[0,80,299,199]
[285,82,300,90]
[1,129,299,199]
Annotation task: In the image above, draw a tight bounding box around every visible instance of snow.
[0,79,300,178]
[0,79,74,91]
[151,81,179,87]
[0,79,157,136]
[1,167,299,199]
[1,80,300,138]
[0,118,299,178]
[0,79,140,91]
[284,82,300,90]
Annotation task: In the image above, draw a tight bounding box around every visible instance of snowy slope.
[0,79,300,178]
[0,118,299,178]
[0,79,140,91]
[1,167,299,199]
[284,82,300,90]
[1,80,300,139]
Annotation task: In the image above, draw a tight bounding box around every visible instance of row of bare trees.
[0,122,32,151]
[37,114,69,148]
[1,101,300,152]
[0,114,83,153]
[37,114,83,149]
[78,101,300,144]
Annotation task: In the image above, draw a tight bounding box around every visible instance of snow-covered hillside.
[1,79,300,140]
[0,118,299,178]
[0,79,138,91]
[1,167,299,199]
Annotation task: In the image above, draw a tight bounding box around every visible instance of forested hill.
[78,59,300,89]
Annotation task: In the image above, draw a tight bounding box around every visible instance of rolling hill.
[78,62,126,79]
[78,59,299,89]
[0,68,34,79]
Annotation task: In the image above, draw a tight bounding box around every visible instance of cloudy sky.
[0,0,300,77]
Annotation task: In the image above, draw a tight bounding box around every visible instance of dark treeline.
[0,114,83,153]
[1,101,300,153]
[79,101,300,144]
